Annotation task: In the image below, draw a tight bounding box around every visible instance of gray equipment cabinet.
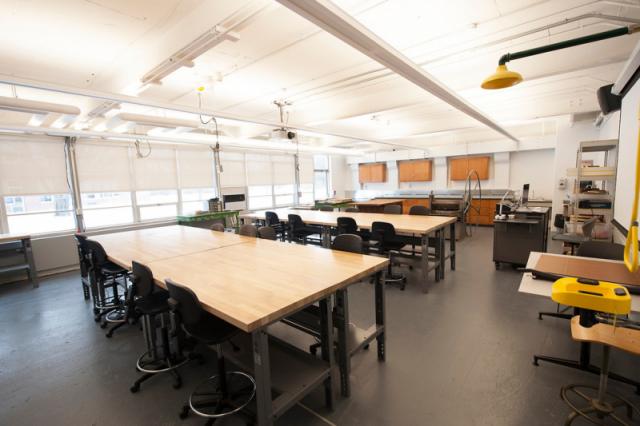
[0,234,38,288]
[493,207,550,268]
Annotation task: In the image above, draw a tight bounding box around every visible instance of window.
[299,184,314,205]
[4,194,75,234]
[136,189,178,221]
[82,192,133,228]
[313,155,330,201]
[248,185,273,210]
[181,187,216,215]
[274,184,294,206]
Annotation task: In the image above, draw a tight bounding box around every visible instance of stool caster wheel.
[310,346,317,356]
[179,405,189,419]
[533,358,539,366]
[364,344,370,350]
[105,332,113,338]
[130,384,140,393]
[100,322,107,329]
[94,315,101,322]
[408,265,413,270]
[173,378,182,390]
[400,285,406,291]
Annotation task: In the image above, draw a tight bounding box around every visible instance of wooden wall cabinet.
[398,159,432,182]
[449,156,490,180]
[359,163,387,183]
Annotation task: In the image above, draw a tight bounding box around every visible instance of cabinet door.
[369,163,387,182]
[468,156,490,180]
[398,160,432,182]
[359,164,370,183]
[398,162,413,182]
[449,158,470,180]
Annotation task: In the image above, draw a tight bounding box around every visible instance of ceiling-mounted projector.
[270,128,296,141]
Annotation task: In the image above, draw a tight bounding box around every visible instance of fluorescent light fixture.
[51,115,77,129]
[122,82,157,97]
[141,25,240,85]
[276,0,518,142]
[114,112,200,129]
[0,96,80,115]
[27,113,46,127]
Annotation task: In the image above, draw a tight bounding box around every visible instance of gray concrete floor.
[1,227,639,425]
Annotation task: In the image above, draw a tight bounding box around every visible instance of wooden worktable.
[353,198,404,213]
[241,208,455,235]
[90,225,387,332]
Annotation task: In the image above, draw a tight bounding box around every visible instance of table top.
[89,225,251,266]
[519,252,640,313]
[242,208,455,235]
[90,225,388,333]
[0,233,30,243]
[570,316,640,356]
[353,198,404,206]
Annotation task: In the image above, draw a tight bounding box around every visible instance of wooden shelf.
[567,167,616,178]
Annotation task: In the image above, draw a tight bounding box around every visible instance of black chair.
[238,224,258,237]
[84,239,129,325]
[409,205,430,215]
[74,234,91,300]
[265,211,286,241]
[166,280,255,424]
[576,241,624,260]
[211,223,225,232]
[319,206,334,211]
[130,261,190,393]
[286,234,364,356]
[288,214,321,245]
[257,226,277,240]
[552,217,598,254]
[345,207,359,212]
[383,204,402,214]
[370,222,408,290]
[337,217,370,251]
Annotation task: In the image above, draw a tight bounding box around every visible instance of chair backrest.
[581,217,597,238]
[131,261,155,298]
[265,211,280,226]
[84,239,108,266]
[409,205,430,216]
[257,226,277,240]
[75,234,90,276]
[165,279,203,326]
[383,204,402,215]
[211,223,225,232]
[345,207,359,212]
[239,224,258,237]
[337,216,358,235]
[288,214,304,230]
[577,241,624,260]
[319,206,334,211]
[371,221,397,243]
[332,234,363,254]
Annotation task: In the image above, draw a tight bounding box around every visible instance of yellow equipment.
[552,277,631,316]
[623,105,640,273]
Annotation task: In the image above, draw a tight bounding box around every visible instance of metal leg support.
[335,289,350,397]
[434,230,441,283]
[319,298,335,410]
[374,271,386,362]
[439,229,445,280]
[23,237,38,288]
[321,225,332,249]
[252,330,273,426]
[449,222,456,271]
[420,234,430,293]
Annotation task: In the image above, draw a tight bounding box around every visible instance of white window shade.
[272,155,295,185]
[0,135,68,196]
[177,148,214,189]
[219,152,245,188]
[134,145,178,190]
[76,141,132,192]
[247,154,272,186]
[299,156,315,184]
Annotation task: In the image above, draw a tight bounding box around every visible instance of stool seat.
[101,261,128,275]
[136,291,170,315]
[183,315,239,345]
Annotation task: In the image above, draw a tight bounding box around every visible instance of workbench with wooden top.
[89,225,388,426]
[352,198,404,213]
[241,208,456,292]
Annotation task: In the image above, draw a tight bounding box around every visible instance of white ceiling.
[0,0,638,153]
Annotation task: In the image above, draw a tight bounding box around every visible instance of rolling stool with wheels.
[85,239,129,324]
[166,279,255,425]
[370,221,407,290]
[129,261,193,393]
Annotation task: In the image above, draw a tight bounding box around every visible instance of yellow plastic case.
[551,277,631,315]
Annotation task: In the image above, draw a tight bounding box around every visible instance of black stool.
[166,279,255,425]
[85,239,129,324]
[371,221,408,290]
[130,261,192,393]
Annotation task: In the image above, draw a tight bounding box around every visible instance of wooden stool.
[561,316,640,425]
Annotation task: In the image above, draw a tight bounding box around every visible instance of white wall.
[510,149,555,200]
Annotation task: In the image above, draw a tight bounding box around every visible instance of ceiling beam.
[275,0,519,142]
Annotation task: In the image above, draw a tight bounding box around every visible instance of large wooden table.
[353,198,404,213]
[0,232,37,288]
[241,208,457,292]
[90,225,388,425]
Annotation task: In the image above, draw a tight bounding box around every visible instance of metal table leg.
[252,330,273,426]
[374,271,386,361]
[321,225,332,248]
[439,229,445,280]
[449,222,456,271]
[319,297,335,409]
[420,234,430,293]
[335,289,351,397]
[434,230,441,283]
[23,237,38,288]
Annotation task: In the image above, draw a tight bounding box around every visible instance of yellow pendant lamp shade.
[481,64,523,90]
